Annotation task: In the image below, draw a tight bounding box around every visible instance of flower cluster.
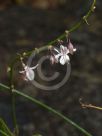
[50,39,76,65]
[19,38,76,81]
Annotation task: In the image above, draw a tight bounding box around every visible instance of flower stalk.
[7,0,96,135]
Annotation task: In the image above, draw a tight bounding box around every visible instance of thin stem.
[80,99,102,111]
[0,130,9,136]
[11,91,19,135]
[7,0,96,135]
[25,0,96,56]
[9,62,18,135]
[82,104,102,111]
[0,83,93,136]
[8,0,96,62]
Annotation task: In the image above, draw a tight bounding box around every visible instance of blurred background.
[0,0,102,136]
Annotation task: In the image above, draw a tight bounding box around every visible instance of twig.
[7,0,96,135]
[79,98,102,111]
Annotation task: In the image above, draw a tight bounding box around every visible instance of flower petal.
[73,48,76,52]
[26,68,35,81]
[31,64,39,70]
[55,53,61,61]
[54,48,60,53]
[60,45,69,55]
[68,40,76,54]
[60,55,70,65]
[60,56,66,65]
[65,55,70,62]
[19,70,25,73]
[64,47,69,54]
[60,45,65,53]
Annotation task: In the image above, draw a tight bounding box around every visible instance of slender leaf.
[0,83,92,136]
[0,118,13,136]
[0,130,9,136]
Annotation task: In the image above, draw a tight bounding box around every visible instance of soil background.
[0,0,102,136]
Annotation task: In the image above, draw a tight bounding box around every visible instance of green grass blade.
[0,118,13,136]
[0,130,10,136]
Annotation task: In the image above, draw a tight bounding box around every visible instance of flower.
[67,39,76,55]
[19,63,38,81]
[54,45,70,65]
[49,38,76,65]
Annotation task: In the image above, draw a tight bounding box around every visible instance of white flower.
[19,63,38,81]
[54,45,70,65]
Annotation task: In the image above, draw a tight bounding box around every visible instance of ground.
[0,0,102,136]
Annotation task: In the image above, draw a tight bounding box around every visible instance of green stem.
[0,130,9,136]
[8,0,96,60]
[7,0,96,135]
[0,83,93,136]
[11,91,18,135]
[9,60,18,135]
[25,0,96,56]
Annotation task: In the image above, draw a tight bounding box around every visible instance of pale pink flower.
[54,45,70,65]
[19,63,38,81]
[67,39,76,55]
